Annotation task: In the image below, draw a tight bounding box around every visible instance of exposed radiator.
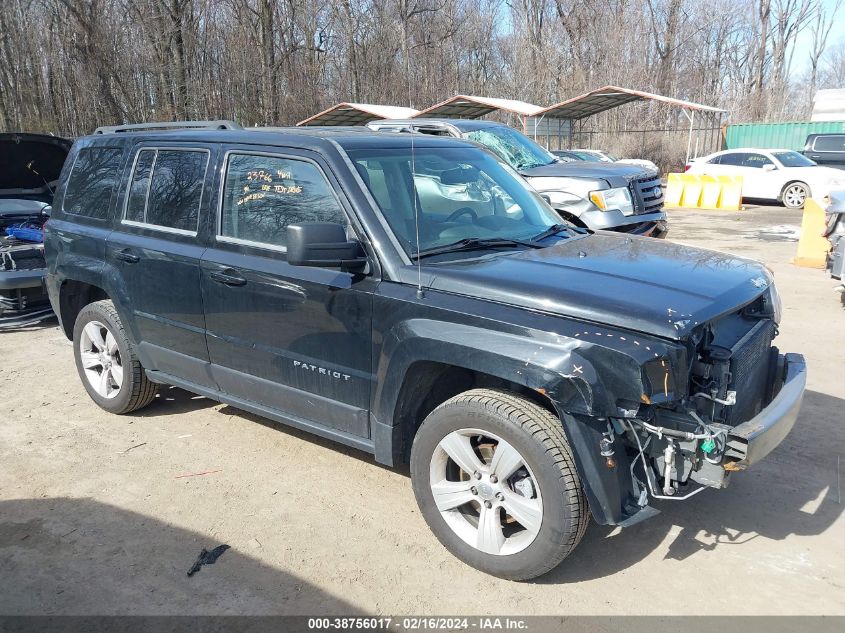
[725,319,776,425]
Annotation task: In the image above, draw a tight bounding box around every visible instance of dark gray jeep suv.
[45,122,804,580]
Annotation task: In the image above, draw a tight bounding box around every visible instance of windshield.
[461,126,556,170]
[772,151,816,168]
[572,150,610,162]
[347,146,565,258]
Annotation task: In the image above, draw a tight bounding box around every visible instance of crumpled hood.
[425,233,771,340]
[0,133,71,198]
[521,161,654,182]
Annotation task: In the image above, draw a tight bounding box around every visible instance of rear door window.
[124,148,209,233]
[718,152,747,166]
[218,153,347,250]
[63,147,124,218]
[813,136,845,152]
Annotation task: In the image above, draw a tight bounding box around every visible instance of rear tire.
[410,389,588,580]
[72,300,158,414]
[781,182,809,209]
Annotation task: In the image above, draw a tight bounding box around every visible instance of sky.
[491,0,844,78]
[791,0,845,75]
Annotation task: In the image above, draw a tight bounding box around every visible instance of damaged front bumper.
[608,353,807,526]
[724,353,807,468]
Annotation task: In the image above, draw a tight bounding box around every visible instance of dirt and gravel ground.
[1,204,843,616]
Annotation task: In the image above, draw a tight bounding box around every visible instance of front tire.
[72,300,158,414]
[410,389,588,580]
[781,182,809,209]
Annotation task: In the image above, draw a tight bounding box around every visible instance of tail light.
[684,164,692,172]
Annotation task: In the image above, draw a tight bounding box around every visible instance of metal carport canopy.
[534,85,725,119]
[413,95,544,119]
[532,86,726,162]
[297,103,420,126]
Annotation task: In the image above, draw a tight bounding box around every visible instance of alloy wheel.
[784,184,807,208]
[429,428,543,556]
[78,320,124,399]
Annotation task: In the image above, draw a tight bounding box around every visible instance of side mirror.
[287,222,367,271]
[762,164,777,172]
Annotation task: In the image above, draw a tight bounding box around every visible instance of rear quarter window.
[813,136,845,152]
[62,147,124,218]
[718,152,746,166]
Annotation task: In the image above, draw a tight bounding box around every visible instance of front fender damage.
[376,316,685,525]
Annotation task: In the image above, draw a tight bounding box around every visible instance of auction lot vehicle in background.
[45,123,805,580]
[0,133,71,327]
[550,150,585,162]
[687,148,845,208]
[366,119,667,237]
[565,148,660,173]
[804,133,845,170]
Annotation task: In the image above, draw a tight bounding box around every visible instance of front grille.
[629,175,664,215]
[725,320,776,425]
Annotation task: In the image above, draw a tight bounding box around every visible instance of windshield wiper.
[514,160,550,170]
[530,223,580,242]
[413,237,542,260]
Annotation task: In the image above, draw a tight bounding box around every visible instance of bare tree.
[822,37,845,87]
[0,0,832,137]
[807,0,841,110]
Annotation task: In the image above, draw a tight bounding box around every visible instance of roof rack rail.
[93,120,242,134]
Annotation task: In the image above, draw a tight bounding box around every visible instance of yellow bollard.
[665,173,683,207]
[791,198,829,269]
[699,175,721,210]
[666,173,743,210]
[717,176,743,211]
[680,174,703,208]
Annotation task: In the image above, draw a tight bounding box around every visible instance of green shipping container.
[725,121,845,151]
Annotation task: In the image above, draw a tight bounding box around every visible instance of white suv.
[686,148,845,208]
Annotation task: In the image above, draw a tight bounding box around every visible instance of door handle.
[810,154,821,159]
[114,248,140,264]
[209,269,247,287]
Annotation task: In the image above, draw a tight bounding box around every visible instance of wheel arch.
[371,321,650,525]
[51,255,138,344]
[390,361,558,464]
[57,279,110,339]
[386,364,640,525]
[371,323,601,466]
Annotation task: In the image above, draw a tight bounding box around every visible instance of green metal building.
[725,121,845,151]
